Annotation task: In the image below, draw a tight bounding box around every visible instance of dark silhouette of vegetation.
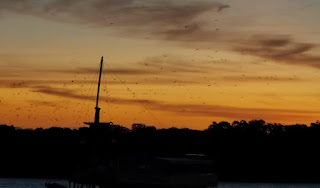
[1,120,320,183]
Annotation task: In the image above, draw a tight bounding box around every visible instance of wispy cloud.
[153,103,317,122]
[37,55,212,77]
[28,85,319,122]
[233,35,320,68]
[0,0,230,41]
[222,75,303,82]
[31,85,161,106]
[138,55,210,73]
[217,5,230,12]
[0,53,214,85]
[27,100,67,108]
[42,67,158,75]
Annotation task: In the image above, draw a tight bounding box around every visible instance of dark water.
[218,183,320,188]
[0,178,68,188]
[1,178,320,188]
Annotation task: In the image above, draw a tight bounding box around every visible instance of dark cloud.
[30,85,319,121]
[27,100,65,107]
[0,0,230,39]
[138,55,210,73]
[158,23,201,40]
[234,35,320,68]
[156,22,224,42]
[0,53,212,86]
[42,67,158,75]
[39,55,211,76]
[0,80,30,88]
[258,38,291,47]
[32,86,94,100]
[223,75,303,82]
[155,103,317,121]
[31,85,162,106]
[217,4,230,12]
[0,77,199,89]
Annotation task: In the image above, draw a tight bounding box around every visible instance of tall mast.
[94,56,103,124]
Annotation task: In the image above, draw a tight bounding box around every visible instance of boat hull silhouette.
[69,57,218,187]
[70,155,217,188]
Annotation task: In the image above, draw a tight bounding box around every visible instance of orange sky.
[1,0,320,129]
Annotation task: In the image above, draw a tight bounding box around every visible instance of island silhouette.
[1,119,320,185]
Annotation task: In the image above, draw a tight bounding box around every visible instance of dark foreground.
[1,120,320,183]
[1,178,320,188]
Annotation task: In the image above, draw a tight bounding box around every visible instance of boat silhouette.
[65,57,218,188]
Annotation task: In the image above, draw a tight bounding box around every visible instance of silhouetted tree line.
[1,120,320,183]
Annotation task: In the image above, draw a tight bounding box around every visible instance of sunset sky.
[1,0,320,129]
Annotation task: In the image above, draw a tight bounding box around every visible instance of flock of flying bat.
[0,55,299,128]
[0,18,303,127]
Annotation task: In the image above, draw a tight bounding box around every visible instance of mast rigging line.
[102,65,111,122]
[74,62,100,127]
[104,62,162,127]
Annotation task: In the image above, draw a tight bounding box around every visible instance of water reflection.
[1,178,320,188]
[219,182,320,188]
